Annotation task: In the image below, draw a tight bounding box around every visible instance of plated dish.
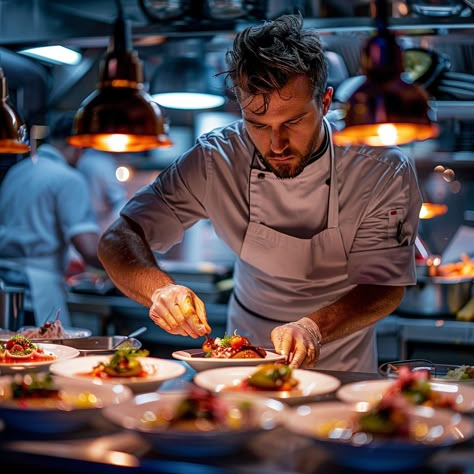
[0,342,80,374]
[172,348,286,372]
[336,378,474,413]
[0,326,92,342]
[193,366,341,404]
[102,388,285,457]
[0,373,133,433]
[379,359,474,382]
[49,355,186,393]
[283,401,473,471]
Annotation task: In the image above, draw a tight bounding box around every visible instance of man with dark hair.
[0,114,102,326]
[98,15,422,372]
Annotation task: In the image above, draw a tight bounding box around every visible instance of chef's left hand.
[271,317,322,368]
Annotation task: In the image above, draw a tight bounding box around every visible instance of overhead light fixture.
[332,0,439,147]
[68,1,172,152]
[0,68,29,153]
[150,39,226,111]
[19,46,82,66]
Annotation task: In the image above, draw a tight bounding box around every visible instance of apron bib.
[230,120,378,372]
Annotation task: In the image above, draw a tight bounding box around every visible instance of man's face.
[240,75,333,179]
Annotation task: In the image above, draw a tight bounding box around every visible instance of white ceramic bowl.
[49,355,186,393]
[0,373,133,433]
[172,347,286,372]
[0,343,80,374]
[193,366,341,404]
[283,401,474,471]
[102,390,285,457]
[336,379,474,413]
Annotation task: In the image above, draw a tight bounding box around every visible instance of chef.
[0,115,102,327]
[98,14,422,372]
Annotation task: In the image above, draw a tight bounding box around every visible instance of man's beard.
[261,153,312,179]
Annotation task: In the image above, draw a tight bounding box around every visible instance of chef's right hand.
[149,284,210,338]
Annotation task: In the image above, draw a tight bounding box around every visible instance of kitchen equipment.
[112,326,147,350]
[397,275,473,317]
[60,336,142,356]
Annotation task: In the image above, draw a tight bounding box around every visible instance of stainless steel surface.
[60,336,142,355]
[397,275,473,316]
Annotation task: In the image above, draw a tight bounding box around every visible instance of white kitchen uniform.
[0,145,100,326]
[122,118,422,372]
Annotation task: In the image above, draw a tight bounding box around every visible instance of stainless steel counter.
[1,366,473,474]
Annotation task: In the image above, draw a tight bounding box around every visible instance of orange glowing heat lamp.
[68,6,172,153]
[419,202,448,220]
[0,68,29,153]
[332,0,439,147]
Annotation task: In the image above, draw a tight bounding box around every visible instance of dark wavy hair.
[224,14,328,114]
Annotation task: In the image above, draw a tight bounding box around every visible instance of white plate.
[102,390,285,457]
[193,367,341,404]
[283,401,474,471]
[0,327,92,342]
[337,379,474,413]
[0,343,80,374]
[0,374,133,433]
[172,348,286,372]
[49,355,186,393]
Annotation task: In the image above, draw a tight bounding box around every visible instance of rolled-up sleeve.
[121,145,209,253]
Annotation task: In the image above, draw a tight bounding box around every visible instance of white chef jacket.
[121,118,422,372]
[0,144,100,325]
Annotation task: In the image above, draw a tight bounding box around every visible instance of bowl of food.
[0,335,80,374]
[379,359,474,383]
[49,348,186,393]
[101,385,285,457]
[283,400,474,471]
[172,332,285,372]
[0,372,133,433]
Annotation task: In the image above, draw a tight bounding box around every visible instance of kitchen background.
[1,0,474,363]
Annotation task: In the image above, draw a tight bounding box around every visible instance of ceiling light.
[332,0,439,147]
[150,40,226,111]
[0,68,29,153]
[68,4,172,152]
[19,46,82,66]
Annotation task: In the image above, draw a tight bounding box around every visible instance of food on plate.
[79,348,151,379]
[385,366,455,408]
[141,385,253,432]
[446,365,474,380]
[201,331,266,359]
[0,335,57,363]
[2,372,97,409]
[356,394,411,436]
[20,319,68,340]
[224,363,300,393]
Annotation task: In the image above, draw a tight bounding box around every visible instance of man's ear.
[322,87,334,115]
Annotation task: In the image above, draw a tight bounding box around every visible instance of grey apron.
[0,255,71,326]
[228,120,378,372]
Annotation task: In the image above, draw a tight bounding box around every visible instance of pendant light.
[0,68,29,153]
[68,0,172,152]
[332,0,439,147]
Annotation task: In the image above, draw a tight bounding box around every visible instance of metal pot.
[397,276,473,317]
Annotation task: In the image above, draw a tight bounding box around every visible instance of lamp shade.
[68,16,172,152]
[0,68,29,153]
[333,0,439,147]
[150,43,226,111]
